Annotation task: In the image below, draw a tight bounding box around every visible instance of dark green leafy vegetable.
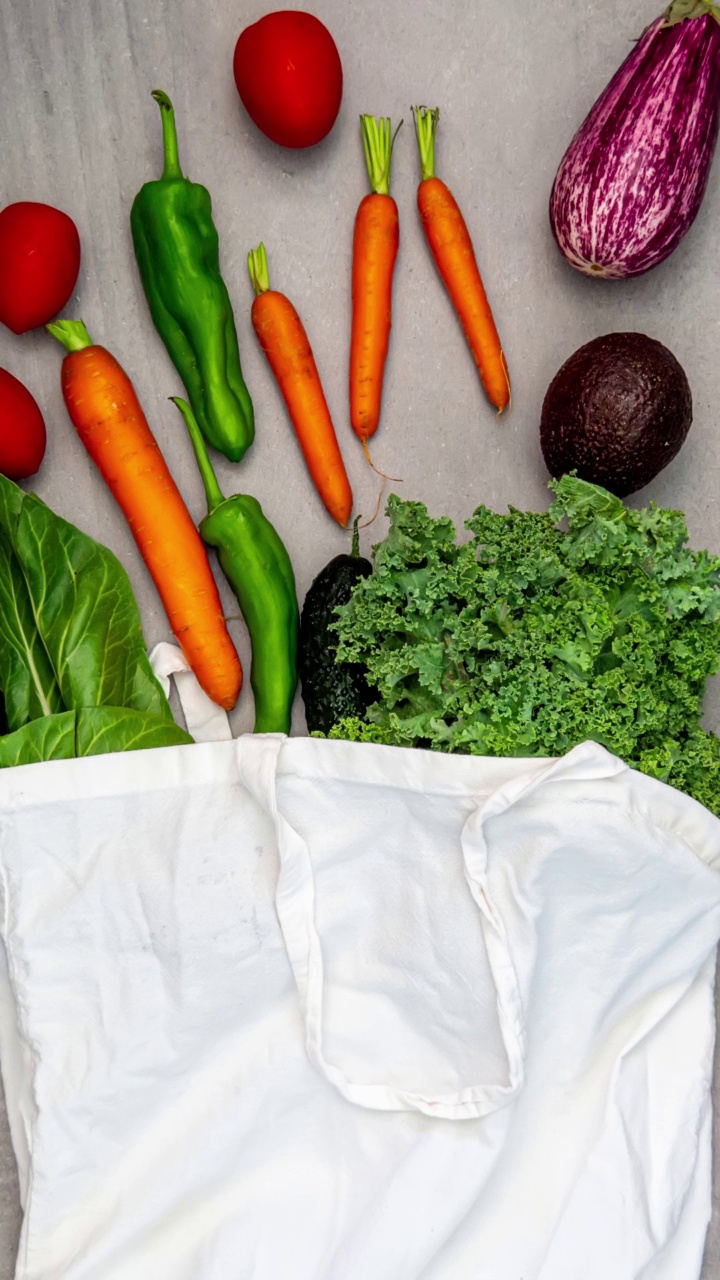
[75,707,191,757]
[329,475,720,815]
[0,713,76,768]
[0,474,192,766]
[0,475,170,720]
[0,480,63,729]
[0,709,190,769]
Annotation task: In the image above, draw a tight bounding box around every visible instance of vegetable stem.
[171,396,226,514]
[412,106,440,182]
[151,90,184,180]
[351,515,361,557]
[248,242,270,296]
[663,0,720,25]
[360,114,403,196]
[46,319,94,353]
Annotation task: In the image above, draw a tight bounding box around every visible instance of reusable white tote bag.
[0,677,719,1278]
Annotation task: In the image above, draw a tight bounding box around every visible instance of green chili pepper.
[172,397,298,734]
[131,91,254,463]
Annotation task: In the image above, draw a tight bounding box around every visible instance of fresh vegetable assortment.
[47,319,243,712]
[324,478,720,815]
[350,115,401,463]
[0,201,80,334]
[299,518,373,734]
[0,472,191,765]
[413,107,510,414]
[540,332,693,496]
[0,369,46,480]
[131,91,254,463]
[248,243,353,527]
[174,398,299,735]
[233,11,343,148]
[1,2,720,793]
[550,0,720,278]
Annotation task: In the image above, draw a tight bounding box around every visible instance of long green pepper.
[172,398,298,734]
[131,91,254,463]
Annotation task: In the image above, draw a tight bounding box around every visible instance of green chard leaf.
[0,708,191,771]
[0,474,173,724]
[0,479,65,729]
[76,707,192,756]
[0,475,189,769]
[14,488,171,718]
[0,713,76,768]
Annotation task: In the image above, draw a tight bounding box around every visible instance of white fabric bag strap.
[238,735,530,1119]
[149,642,232,743]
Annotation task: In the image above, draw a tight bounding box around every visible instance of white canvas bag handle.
[237,734,529,1120]
[149,643,232,743]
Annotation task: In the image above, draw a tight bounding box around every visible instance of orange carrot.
[413,107,511,415]
[248,244,353,528]
[350,114,401,456]
[46,319,242,711]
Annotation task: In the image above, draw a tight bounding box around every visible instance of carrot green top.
[360,115,403,196]
[412,107,440,183]
[46,319,94,353]
[248,243,270,297]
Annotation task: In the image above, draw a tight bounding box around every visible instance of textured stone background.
[1,0,720,1271]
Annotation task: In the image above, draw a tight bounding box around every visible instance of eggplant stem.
[663,0,720,26]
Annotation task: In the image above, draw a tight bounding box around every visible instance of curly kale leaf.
[330,478,720,815]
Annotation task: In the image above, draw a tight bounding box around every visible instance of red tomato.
[0,369,47,480]
[233,11,343,148]
[0,202,81,335]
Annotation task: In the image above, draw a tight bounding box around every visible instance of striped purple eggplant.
[550,1,720,279]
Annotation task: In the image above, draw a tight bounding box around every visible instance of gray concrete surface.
[2,0,720,1271]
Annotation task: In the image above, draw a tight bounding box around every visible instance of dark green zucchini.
[299,521,373,734]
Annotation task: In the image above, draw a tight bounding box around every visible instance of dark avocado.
[540,332,692,497]
[299,523,374,735]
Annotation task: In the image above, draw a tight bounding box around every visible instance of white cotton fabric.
[0,733,718,1279]
[148,641,232,742]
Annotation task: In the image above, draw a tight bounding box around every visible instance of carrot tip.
[361,438,403,482]
[497,366,512,417]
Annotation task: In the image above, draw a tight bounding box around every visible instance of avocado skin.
[299,550,373,735]
[540,332,692,497]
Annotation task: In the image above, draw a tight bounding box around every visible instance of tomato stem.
[248,243,270,296]
[151,90,184,180]
[412,106,439,183]
[359,115,403,196]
